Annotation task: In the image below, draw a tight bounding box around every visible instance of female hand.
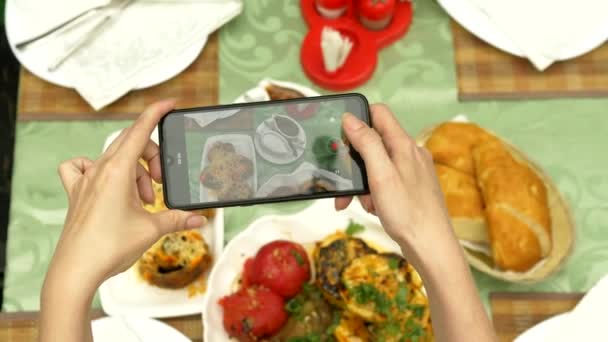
[336,104,455,264]
[45,99,205,294]
[337,104,497,342]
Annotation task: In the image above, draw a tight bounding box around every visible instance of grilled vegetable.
[314,234,377,305]
[269,283,334,341]
[137,230,212,289]
[219,286,288,341]
[333,311,370,342]
[340,253,411,322]
[246,240,311,298]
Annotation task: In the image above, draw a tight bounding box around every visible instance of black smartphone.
[159,93,370,210]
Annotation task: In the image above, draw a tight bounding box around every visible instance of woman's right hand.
[337,104,497,342]
[335,104,457,265]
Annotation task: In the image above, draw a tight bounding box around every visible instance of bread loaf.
[434,164,488,243]
[473,141,551,271]
[425,122,494,175]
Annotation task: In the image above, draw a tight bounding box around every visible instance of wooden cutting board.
[0,310,203,341]
[17,34,218,121]
[452,21,608,101]
[491,292,584,342]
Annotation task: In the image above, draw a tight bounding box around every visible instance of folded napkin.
[468,0,608,70]
[15,0,242,110]
[544,275,608,341]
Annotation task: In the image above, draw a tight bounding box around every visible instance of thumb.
[342,113,394,179]
[153,210,207,235]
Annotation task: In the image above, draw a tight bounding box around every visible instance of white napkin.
[467,0,608,70]
[544,275,608,341]
[15,0,242,110]
[184,109,240,128]
[321,26,353,73]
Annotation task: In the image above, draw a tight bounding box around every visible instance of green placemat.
[3,0,608,314]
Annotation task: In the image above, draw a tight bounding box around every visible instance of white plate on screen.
[255,162,353,198]
[99,129,225,318]
[4,1,206,89]
[199,134,257,203]
[201,199,406,341]
[437,0,608,61]
[253,117,307,165]
[92,316,190,342]
[514,313,569,342]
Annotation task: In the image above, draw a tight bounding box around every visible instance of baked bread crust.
[435,163,488,243]
[425,122,494,175]
[473,141,551,271]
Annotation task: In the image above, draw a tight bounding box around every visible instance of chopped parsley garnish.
[407,303,426,319]
[395,284,409,311]
[302,282,322,299]
[382,321,402,336]
[285,297,303,316]
[345,220,365,235]
[325,310,342,336]
[372,317,426,342]
[291,249,305,266]
[349,283,392,316]
[349,283,376,304]
[388,257,400,269]
[405,318,425,341]
[287,334,321,342]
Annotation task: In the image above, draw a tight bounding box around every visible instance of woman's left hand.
[46,99,205,294]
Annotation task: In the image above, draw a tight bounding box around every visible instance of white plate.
[256,162,353,198]
[92,316,191,342]
[4,1,206,89]
[99,129,225,318]
[199,134,257,203]
[253,116,307,165]
[514,313,569,342]
[437,0,608,60]
[92,316,190,342]
[202,199,403,342]
[234,78,321,103]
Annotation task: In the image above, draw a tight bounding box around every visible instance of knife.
[48,0,135,72]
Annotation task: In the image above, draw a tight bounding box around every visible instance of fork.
[47,0,135,71]
[15,0,125,50]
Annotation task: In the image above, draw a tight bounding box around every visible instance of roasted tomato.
[249,240,311,298]
[219,286,288,341]
[241,257,256,288]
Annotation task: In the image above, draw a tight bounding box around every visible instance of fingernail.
[186,215,206,228]
[342,112,365,132]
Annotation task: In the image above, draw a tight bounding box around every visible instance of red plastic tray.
[300,0,413,91]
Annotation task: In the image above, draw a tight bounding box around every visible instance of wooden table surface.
[0,309,203,342]
[0,292,584,341]
[452,20,608,101]
[490,292,583,342]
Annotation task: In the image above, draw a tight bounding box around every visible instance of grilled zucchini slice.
[334,312,370,342]
[340,253,413,322]
[314,234,376,306]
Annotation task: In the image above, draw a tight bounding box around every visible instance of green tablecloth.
[3,0,608,312]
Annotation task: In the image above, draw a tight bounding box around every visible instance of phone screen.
[160,94,369,209]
